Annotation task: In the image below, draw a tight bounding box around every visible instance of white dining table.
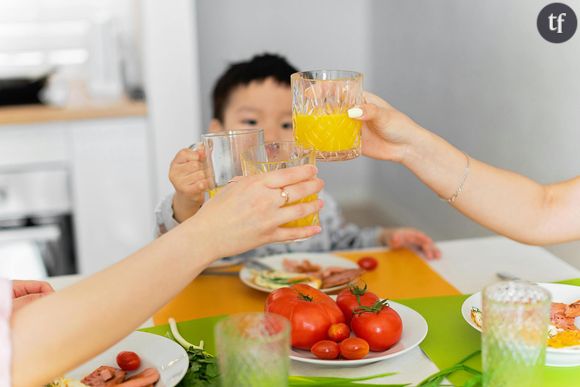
[48,236,580,385]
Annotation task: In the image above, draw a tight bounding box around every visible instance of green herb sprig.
[417,350,482,387]
[169,318,220,387]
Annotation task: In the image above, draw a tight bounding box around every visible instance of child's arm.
[315,191,384,250]
[169,148,208,223]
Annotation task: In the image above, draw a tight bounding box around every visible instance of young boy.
[155,53,440,259]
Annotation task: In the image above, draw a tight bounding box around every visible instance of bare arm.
[354,93,580,245]
[10,165,323,386]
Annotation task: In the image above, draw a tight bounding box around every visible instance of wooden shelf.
[0,100,148,125]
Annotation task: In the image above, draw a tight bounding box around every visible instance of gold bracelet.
[442,152,470,204]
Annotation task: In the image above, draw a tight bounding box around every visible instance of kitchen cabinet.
[70,118,154,274]
[0,111,154,275]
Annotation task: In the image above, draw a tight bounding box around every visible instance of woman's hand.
[348,92,426,163]
[380,228,441,260]
[12,280,54,312]
[188,164,324,260]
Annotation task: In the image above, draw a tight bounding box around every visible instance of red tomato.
[328,322,350,342]
[357,256,378,271]
[336,284,380,324]
[339,337,370,360]
[265,284,345,350]
[351,300,403,352]
[116,351,141,371]
[311,340,340,360]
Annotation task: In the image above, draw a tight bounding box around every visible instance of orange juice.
[293,113,361,152]
[282,194,319,228]
[208,185,225,198]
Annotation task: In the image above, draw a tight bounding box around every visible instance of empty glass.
[191,129,264,198]
[215,312,290,387]
[291,70,363,161]
[482,281,551,387]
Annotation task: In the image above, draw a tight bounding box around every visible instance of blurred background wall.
[195,0,375,205]
[194,0,580,265]
[367,0,580,264]
[1,0,578,276]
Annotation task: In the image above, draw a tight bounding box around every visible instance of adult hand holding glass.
[10,165,323,387]
[349,92,580,245]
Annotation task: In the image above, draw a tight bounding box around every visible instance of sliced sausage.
[118,368,160,387]
[81,366,126,386]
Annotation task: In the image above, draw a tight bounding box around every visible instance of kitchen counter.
[0,99,147,125]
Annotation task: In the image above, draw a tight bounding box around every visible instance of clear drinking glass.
[241,141,319,231]
[191,128,265,198]
[215,312,290,387]
[482,281,551,387]
[291,70,363,161]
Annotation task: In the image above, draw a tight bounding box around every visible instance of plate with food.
[289,300,428,366]
[239,252,363,293]
[461,282,580,367]
[264,283,428,366]
[50,331,189,386]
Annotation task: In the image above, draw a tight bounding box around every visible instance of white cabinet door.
[70,118,154,274]
[0,123,68,169]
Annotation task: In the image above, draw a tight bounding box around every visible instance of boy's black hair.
[212,53,299,122]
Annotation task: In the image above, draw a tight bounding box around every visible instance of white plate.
[68,331,189,386]
[239,252,359,293]
[207,256,243,269]
[461,282,580,367]
[290,301,428,366]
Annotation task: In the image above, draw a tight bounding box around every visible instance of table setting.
[45,67,580,386]
[47,239,580,386]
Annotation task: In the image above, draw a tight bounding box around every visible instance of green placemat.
[142,279,580,386]
[141,315,226,354]
[397,278,580,386]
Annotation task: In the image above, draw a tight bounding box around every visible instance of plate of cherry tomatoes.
[265,283,428,366]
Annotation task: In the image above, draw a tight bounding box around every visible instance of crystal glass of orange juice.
[242,142,319,235]
[291,70,363,161]
[191,128,264,198]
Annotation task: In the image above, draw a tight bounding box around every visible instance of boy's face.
[209,77,294,142]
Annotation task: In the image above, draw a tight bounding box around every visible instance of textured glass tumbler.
[242,142,319,241]
[291,70,363,161]
[191,128,264,198]
[482,281,551,387]
[215,312,290,387]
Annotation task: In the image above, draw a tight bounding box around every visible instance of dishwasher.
[0,168,76,279]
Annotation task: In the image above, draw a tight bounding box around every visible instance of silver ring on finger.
[280,187,290,206]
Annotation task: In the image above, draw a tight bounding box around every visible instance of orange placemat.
[153,248,460,325]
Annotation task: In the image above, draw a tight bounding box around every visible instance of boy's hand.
[169,148,209,223]
[380,227,441,260]
[12,280,54,312]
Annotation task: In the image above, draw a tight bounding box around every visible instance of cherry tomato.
[336,284,380,324]
[351,301,403,352]
[116,351,141,371]
[327,322,350,342]
[339,337,370,360]
[311,340,340,360]
[357,256,378,271]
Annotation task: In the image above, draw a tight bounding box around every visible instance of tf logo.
[537,3,577,43]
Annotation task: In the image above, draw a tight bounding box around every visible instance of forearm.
[11,222,215,386]
[403,128,566,244]
[173,193,202,223]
